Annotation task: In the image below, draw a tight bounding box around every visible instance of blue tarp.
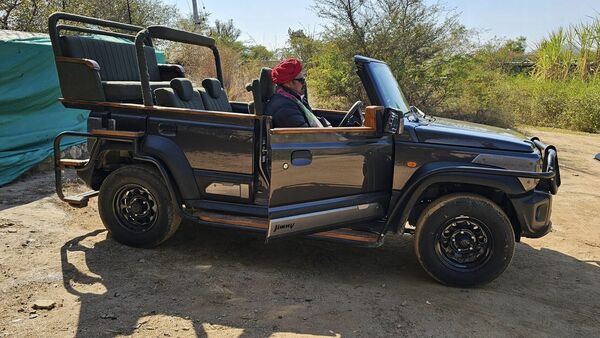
[0,36,88,186]
[0,34,164,186]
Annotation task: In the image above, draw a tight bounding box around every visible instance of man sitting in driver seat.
[264,58,328,128]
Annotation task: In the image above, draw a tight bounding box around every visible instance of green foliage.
[243,45,274,62]
[533,19,600,81]
[167,16,274,102]
[442,74,600,133]
[0,0,179,32]
[208,19,241,45]
[306,42,359,109]
[307,0,470,111]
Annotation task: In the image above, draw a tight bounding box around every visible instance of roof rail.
[48,12,147,56]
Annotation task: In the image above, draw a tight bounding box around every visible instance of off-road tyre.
[414,193,515,287]
[98,165,181,247]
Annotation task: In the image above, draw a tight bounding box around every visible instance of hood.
[414,117,534,152]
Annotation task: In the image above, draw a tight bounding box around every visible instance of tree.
[283,29,323,65]
[208,19,241,44]
[243,45,274,62]
[307,0,470,110]
[0,0,179,32]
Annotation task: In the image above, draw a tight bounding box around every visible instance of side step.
[64,190,98,208]
[310,228,382,247]
[193,210,268,230]
[192,210,382,246]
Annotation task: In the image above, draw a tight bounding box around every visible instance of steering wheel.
[339,101,364,127]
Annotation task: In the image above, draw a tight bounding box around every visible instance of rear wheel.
[414,193,515,287]
[98,165,181,247]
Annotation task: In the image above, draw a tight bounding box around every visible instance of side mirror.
[383,108,403,134]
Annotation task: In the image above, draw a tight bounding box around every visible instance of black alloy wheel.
[414,193,515,287]
[435,216,492,272]
[113,184,158,233]
[98,165,181,247]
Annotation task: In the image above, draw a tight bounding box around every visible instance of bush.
[439,70,600,133]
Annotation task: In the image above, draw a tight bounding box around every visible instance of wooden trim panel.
[313,108,348,115]
[312,228,380,243]
[60,99,261,120]
[55,56,100,71]
[364,105,382,129]
[59,159,88,168]
[271,126,375,135]
[194,210,268,229]
[90,129,145,138]
[270,105,384,135]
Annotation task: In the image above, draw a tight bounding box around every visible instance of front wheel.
[414,193,515,287]
[98,165,181,247]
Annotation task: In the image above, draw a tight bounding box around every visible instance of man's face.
[285,76,306,95]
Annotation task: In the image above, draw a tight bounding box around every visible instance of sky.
[171,0,600,50]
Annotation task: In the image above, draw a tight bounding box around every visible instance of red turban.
[271,58,303,84]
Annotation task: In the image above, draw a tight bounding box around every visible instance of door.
[146,110,258,203]
[266,121,394,240]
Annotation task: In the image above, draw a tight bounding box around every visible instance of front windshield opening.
[368,62,410,113]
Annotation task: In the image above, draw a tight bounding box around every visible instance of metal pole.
[192,0,199,25]
[126,0,132,24]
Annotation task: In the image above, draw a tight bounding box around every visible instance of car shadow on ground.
[61,222,600,337]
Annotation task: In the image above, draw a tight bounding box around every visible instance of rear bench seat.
[200,78,232,112]
[154,78,205,109]
[57,35,182,103]
[153,77,240,114]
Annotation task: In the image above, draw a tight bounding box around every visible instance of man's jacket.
[264,87,320,128]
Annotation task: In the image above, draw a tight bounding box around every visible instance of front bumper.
[511,137,561,238]
[511,189,553,238]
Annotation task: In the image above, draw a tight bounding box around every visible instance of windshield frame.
[355,56,410,113]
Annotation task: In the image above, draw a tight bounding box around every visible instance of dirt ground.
[0,128,599,338]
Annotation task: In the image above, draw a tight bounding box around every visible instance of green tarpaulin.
[0,32,164,186]
[0,35,88,186]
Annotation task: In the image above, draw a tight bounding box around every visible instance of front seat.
[250,67,274,116]
[154,78,205,109]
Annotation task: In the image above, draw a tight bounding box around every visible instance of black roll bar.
[56,24,138,42]
[48,12,147,56]
[135,26,224,106]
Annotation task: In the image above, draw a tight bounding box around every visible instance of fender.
[141,135,200,200]
[384,162,528,234]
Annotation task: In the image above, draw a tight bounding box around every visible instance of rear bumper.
[511,189,553,238]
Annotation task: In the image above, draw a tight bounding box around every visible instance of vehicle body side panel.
[414,123,534,152]
[392,138,540,191]
[269,133,394,207]
[146,112,257,203]
[142,135,199,199]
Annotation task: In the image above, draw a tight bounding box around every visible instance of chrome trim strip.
[268,202,380,238]
[472,154,540,191]
[205,182,250,198]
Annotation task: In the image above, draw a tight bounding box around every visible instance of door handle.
[158,123,177,137]
[291,150,312,166]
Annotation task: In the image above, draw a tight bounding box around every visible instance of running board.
[192,210,382,246]
[193,210,268,230]
[64,190,98,208]
[310,228,382,247]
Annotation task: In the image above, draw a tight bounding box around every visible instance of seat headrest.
[170,78,194,101]
[259,68,274,103]
[202,78,224,99]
